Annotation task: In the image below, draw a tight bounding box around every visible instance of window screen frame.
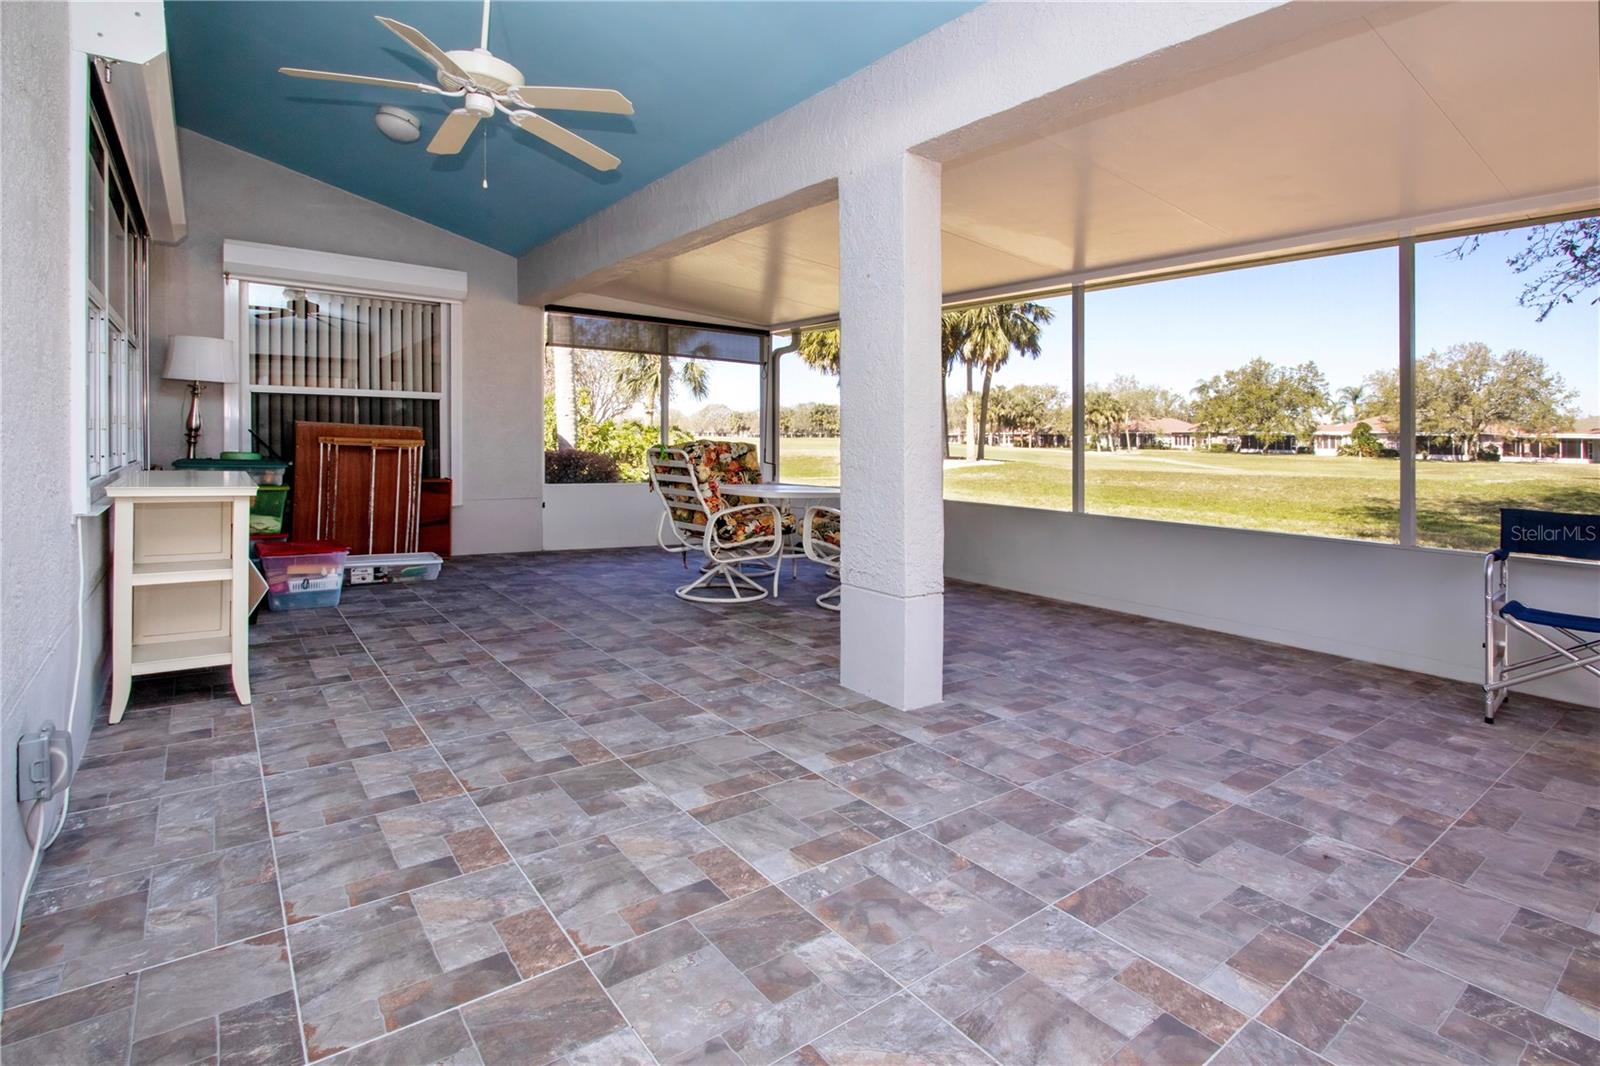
[225,275,462,495]
[544,307,776,478]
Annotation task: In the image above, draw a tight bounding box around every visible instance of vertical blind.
[245,285,445,476]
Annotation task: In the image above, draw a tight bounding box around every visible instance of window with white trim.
[85,90,149,490]
[235,281,454,478]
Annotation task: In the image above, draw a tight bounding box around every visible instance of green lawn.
[776,437,1598,551]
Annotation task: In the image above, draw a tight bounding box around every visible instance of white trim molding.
[222,240,469,302]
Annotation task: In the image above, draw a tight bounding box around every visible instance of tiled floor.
[3,548,1596,1065]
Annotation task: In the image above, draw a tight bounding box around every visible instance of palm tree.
[797,330,839,375]
[1083,391,1127,451]
[613,354,709,423]
[947,302,1055,461]
[797,321,971,459]
[940,314,971,459]
[1337,384,1366,422]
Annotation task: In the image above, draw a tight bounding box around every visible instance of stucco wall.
[151,131,544,554]
[945,502,1600,707]
[0,2,109,984]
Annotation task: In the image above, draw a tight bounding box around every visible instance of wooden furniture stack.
[291,421,424,554]
[106,470,264,724]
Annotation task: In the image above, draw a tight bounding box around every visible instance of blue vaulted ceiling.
[165,1,977,255]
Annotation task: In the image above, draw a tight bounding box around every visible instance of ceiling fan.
[279,0,632,171]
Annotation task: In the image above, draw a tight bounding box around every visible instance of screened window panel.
[82,85,149,501]
[667,326,761,364]
[246,289,442,393]
[244,284,446,477]
[87,128,105,299]
[547,312,666,354]
[107,178,127,322]
[251,393,442,478]
[547,310,762,363]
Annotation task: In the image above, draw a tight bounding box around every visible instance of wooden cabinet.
[291,421,424,553]
[106,471,262,724]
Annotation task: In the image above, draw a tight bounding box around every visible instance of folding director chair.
[1483,508,1600,723]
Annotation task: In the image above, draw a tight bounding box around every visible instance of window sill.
[79,462,143,517]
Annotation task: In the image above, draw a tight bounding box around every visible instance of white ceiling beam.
[515,1,1386,306]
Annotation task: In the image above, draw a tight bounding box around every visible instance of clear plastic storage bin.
[255,540,349,610]
[345,552,443,585]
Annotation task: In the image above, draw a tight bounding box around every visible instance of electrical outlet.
[16,727,73,803]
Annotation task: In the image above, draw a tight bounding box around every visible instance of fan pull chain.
[482,127,489,189]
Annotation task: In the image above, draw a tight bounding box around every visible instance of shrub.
[1138,440,1171,450]
[1339,421,1390,459]
[545,448,621,484]
[1206,442,1235,453]
[544,395,696,481]
[1476,447,1501,462]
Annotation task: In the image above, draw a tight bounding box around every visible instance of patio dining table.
[722,482,840,596]
[724,482,841,504]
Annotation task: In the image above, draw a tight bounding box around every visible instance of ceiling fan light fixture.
[283,1,630,172]
[374,105,421,143]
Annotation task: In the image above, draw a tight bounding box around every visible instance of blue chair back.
[1499,508,1600,562]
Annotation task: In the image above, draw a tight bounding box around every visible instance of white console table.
[106,470,262,724]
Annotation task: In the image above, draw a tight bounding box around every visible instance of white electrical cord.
[0,516,85,1000]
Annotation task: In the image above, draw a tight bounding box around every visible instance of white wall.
[542,483,662,551]
[151,131,544,555]
[0,2,109,985]
[946,502,1600,707]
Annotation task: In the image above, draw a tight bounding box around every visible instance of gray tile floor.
[3,548,1596,1065]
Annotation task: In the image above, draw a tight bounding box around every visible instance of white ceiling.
[586,1,1600,327]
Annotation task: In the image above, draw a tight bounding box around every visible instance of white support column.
[837,152,944,710]
[1398,239,1417,546]
[1071,284,1086,513]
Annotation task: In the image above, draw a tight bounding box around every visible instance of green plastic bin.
[250,485,290,534]
[171,457,288,485]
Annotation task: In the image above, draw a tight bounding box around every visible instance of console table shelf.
[106,471,262,724]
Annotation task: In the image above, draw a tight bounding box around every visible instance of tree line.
[797,324,1580,459]
[547,328,1580,470]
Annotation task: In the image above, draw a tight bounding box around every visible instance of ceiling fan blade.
[507,109,620,171]
[279,67,443,94]
[375,16,470,86]
[428,109,481,155]
[507,86,634,115]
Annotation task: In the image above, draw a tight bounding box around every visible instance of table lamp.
[164,335,237,460]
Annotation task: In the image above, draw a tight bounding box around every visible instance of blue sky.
[755,221,1598,418]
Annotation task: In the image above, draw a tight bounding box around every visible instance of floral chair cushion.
[811,509,841,548]
[650,442,784,547]
[681,439,796,533]
[712,505,781,546]
[682,439,761,492]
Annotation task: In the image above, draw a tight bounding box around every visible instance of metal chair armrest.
[707,503,783,560]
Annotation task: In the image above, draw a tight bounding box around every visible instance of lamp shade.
[164,335,237,383]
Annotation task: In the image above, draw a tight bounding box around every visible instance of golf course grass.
[776,437,1597,551]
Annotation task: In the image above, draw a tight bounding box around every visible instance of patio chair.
[651,440,764,567]
[803,506,841,611]
[683,439,802,585]
[648,446,784,603]
[1483,507,1600,723]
